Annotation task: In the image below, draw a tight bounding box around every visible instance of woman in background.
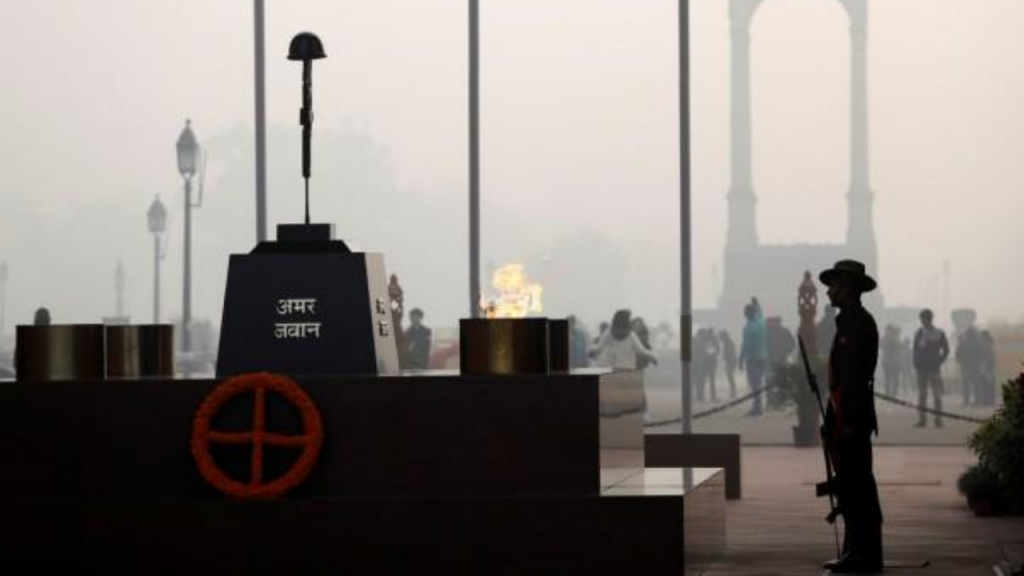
[591,309,658,420]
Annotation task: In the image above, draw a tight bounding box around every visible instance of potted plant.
[957,464,1000,516]
[965,370,1024,515]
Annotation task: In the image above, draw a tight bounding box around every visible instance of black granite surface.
[0,468,725,576]
[0,370,643,499]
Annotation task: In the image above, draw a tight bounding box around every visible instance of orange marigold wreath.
[191,372,323,499]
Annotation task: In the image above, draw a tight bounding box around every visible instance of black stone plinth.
[276,223,335,243]
[0,370,727,575]
[646,433,743,500]
[0,467,725,575]
[0,371,643,498]
[216,249,399,377]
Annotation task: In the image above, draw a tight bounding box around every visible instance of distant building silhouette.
[698,0,886,333]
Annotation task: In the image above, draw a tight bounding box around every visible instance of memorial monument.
[0,30,726,575]
[216,32,399,377]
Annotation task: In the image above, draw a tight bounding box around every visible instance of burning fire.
[480,263,543,319]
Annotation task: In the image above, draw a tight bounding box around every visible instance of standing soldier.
[913,309,950,427]
[819,260,883,573]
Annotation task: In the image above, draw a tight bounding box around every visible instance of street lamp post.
[0,262,7,350]
[115,261,126,319]
[147,196,167,323]
[176,120,200,355]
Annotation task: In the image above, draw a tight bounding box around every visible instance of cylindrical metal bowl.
[15,324,106,382]
[106,324,175,379]
[460,318,550,375]
[547,318,570,372]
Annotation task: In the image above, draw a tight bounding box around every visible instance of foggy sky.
[2,0,1024,337]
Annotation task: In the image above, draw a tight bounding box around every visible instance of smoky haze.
[2,0,1023,343]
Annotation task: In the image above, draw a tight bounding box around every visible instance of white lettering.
[276,298,318,316]
[273,322,323,340]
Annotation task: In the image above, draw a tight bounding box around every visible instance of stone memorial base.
[0,467,724,575]
[0,371,725,574]
[646,433,743,500]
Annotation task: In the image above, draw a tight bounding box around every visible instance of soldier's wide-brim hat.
[819,259,877,293]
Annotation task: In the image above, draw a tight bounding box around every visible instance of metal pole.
[115,262,125,318]
[254,0,268,242]
[0,263,6,345]
[468,0,481,318]
[679,0,693,434]
[183,178,193,354]
[943,259,951,325]
[153,234,161,323]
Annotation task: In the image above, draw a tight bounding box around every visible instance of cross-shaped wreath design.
[191,372,323,499]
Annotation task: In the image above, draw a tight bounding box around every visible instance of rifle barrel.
[797,334,842,551]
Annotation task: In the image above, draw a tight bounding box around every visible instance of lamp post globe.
[176,120,199,179]
[147,195,167,235]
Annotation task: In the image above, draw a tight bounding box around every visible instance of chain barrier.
[643,383,776,428]
[872,390,989,424]
[643,384,991,428]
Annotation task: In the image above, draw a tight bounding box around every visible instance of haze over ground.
[2,0,1022,334]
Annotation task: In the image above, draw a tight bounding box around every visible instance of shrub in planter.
[957,464,1000,516]
[967,371,1024,514]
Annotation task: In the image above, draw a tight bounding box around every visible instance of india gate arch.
[710,0,882,332]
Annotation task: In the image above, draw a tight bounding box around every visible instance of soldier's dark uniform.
[826,299,884,568]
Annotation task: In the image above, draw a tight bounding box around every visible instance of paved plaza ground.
[642,378,1021,575]
[702,446,1023,576]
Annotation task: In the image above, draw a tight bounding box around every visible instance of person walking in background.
[33,307,51,326]
[631,317,655,370]
[913,309,950,428]
[738,299,767,417]
[899,337,914,395]
[698,327,721,402]
[13,307,53,372]
[590,321,610,365]
[692,328,709,402]
[404,308,432,370]
[567,315,590,369]
[880,325,903,397]
[591,309,658,420]
[719,330,738,399]
[765,316,795,370]
[651,321,674,350]
[955,327,983,407]
[631,316,658,410]
[978,330,997,406]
